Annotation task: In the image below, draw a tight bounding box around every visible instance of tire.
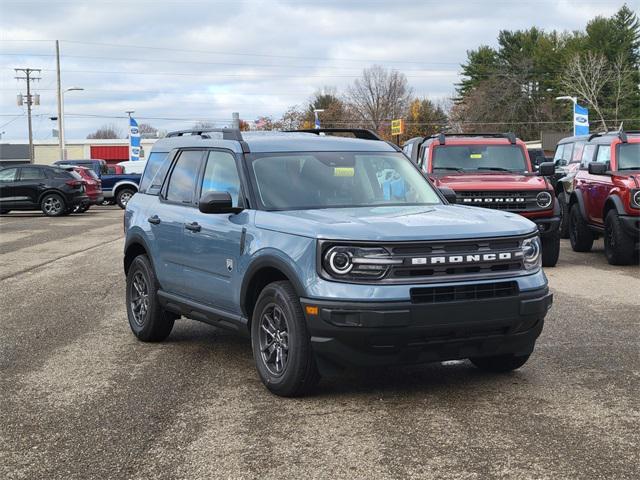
[72,203,89,214]
[126,254,176,342]
[251,281,320,397]
[604,210,635,265]
[558,193,570,239]
[569,203,594,252]
[470,353,531,372]
[541,232,560,267]
[40,193,66,217]
[116,188,135,209]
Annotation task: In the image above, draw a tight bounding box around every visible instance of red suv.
[404,133,559,266]
[63,166,104,213]
[568,131,639,265]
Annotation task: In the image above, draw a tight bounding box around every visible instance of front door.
[181,150,246,314]
[585,145,613,225]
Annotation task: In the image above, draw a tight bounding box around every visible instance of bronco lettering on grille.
[411,252,517,265]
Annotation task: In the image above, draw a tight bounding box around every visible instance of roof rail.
[166,128,244,141]
[433,132,517,145]
[286,128,383,141]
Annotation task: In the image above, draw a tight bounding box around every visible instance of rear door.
[0,168,19,207]
[180,150,245,313]
[151,149,206,296]
[15,167,48,207]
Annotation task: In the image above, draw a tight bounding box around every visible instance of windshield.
[432,145,528,173]
[617,143,640,170]
[248,152,441,210]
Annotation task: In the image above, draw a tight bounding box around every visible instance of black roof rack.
[166,128,244,141]
[286,128,383,141]
[432,132,517,145]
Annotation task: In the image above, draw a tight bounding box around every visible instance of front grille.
[410,281,518,304]
[457,190,543,211]
[387,237,525,282]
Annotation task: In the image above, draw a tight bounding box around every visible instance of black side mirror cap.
[439,187,457,204]
[538,162,555,176]
[198,191,243,214]
[588,162,608,175]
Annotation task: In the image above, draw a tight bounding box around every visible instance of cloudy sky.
[0,0,631,141]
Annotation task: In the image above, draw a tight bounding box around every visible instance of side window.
[553,144,564,161]
[561,143,573,162]
[403,143,413,158]
[19,168,46,180]
[139,151,169,194]
[165,150,204,204]
[572,141,585,162]
[201,151,242,207]
[0,168,18,182]
[581,144,596,167]
[595,145,611,163]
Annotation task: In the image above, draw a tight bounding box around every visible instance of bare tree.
[86,124,122,139]
[560,52,611,130]
[192,121,215,130]
[346,65,412,130]
[610,53,636,127]
[138,123,158,139]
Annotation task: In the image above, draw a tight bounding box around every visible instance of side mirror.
[538,162,555,176]
[588,162,607,175]
[439,187,457,204]
[198,191,242,214]
[555,159,567,167]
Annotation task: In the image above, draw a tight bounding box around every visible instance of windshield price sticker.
[334,167,355,177]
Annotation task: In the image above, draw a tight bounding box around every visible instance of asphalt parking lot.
[1,207,638,480]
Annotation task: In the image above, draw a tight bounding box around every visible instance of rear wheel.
[604,210,635,265]
[40,193,66,217]
[558,193,570,239]
[569,203,594,252]
[470,353,530,372]
[126,254,176,342]
[251,281,320,397]
[116,188,135,209]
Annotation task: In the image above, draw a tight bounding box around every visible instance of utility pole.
[15,68,41,163]
[56,40,63,161]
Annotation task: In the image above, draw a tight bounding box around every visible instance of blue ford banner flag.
[314,111,321,129]
[129,117,141,161]
[574,104,589,136]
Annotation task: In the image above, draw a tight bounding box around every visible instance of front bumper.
[300,285,552,372]
[532,216,561,238]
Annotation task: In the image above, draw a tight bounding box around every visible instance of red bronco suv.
[568,130,640,265]
[404,133,559,266]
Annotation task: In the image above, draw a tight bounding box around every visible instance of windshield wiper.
[434,167,465,173]
[476,167,518,172]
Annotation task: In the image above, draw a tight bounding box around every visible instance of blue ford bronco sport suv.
[123,128,553,396]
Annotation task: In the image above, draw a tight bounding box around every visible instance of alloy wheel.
[120,192,132,206]
[258,304,290,376]
[130,271,150,327]
[43,196,63,215]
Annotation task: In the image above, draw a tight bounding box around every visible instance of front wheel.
[604,210,635,265]
[470,353,530,372]
[251,281,320,397]
[541,233,560,267]
[558,193,570,239]
[126,254,176,342]
[116,188,135,209]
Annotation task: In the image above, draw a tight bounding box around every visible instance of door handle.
[185,222,201,232]
[147,215,161,225]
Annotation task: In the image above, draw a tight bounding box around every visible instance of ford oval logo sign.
[130,127,139,135]
[575,116,588,124]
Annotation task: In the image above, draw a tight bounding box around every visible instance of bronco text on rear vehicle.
[404,133,561,267]
[123,128,553,397]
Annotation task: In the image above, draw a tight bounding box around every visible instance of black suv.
[0,164,88,216]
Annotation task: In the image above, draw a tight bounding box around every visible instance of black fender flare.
[240,255,306,317]
[123,232,153,274]
[604,195,626,217]
[569,190,588,220]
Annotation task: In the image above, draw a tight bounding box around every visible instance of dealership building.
[0,138,158,167]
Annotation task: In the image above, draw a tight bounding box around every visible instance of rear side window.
[139,152,169,195]
[165,151,203,204]
[51,168,74,179]
[19,168,46,180]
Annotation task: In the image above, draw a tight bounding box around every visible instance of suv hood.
[255,205,537,241]
[432,173,548,191]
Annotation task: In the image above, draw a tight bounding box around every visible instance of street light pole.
[60,87,84,160]
[555,96,577,135]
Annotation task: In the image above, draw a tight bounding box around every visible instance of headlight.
[522,236,542,270]
[631,189,640,209]
[536,191,553,209]
[322,245,402,280]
